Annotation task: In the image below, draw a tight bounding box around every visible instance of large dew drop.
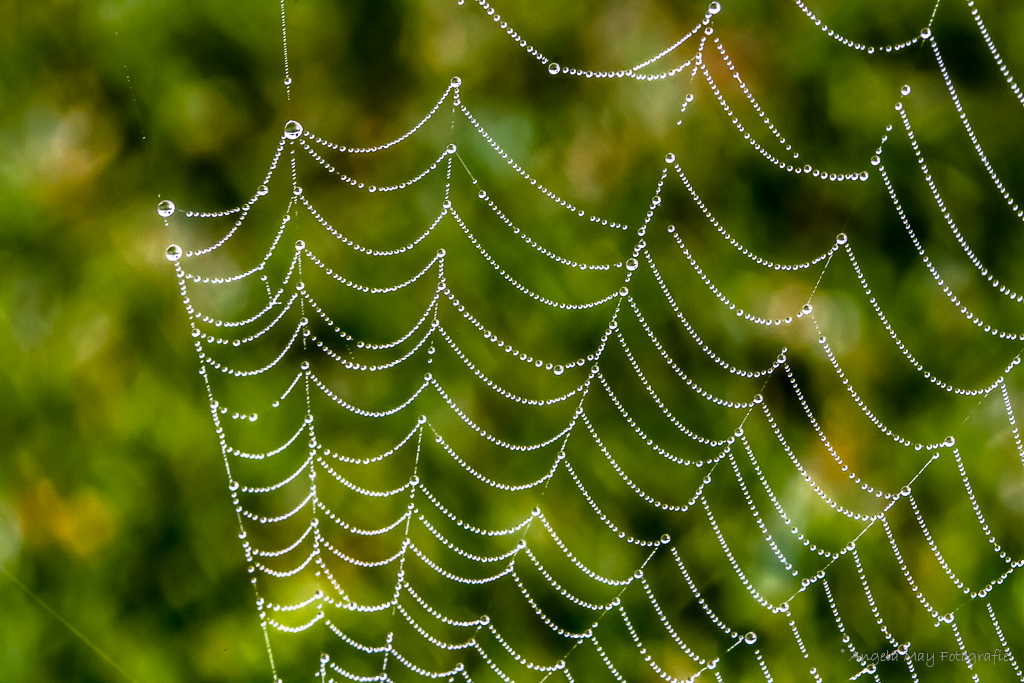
[157,200,175,217]
[708,1,722,14]
[901,84,912,96]
[625,257,639,271]
[284,120,303,140]
[165,244,183,262]
[744,632,757,645]
[548,62,561,76]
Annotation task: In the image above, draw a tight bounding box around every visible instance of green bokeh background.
[2,0,1024,681]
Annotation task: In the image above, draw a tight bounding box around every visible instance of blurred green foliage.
[2,0,1024,681]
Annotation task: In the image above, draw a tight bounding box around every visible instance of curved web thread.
[162,0,1024,681]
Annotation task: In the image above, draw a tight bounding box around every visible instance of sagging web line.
[162,0,1024,680]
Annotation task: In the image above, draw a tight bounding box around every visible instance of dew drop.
[708,1,722,14]
[920,27,933,40]
[548,62,561,75]
[870,154,881,166]
[661,534,671,544]
[744,631,757,645]
[284,120,303,139]
[301,360,310,371]
[446,143,457,155]
[157,200,175,218]
[553,365,565,376]
[901,84,912,96]
[625,257,639,271]
[428,345,436,355]
[256,184,269,196]
[836,232,848,245]
[802,303,813,315]
[165,244,183,262]
[665,152,676,164]
[295,239,306,251]
[450,76,462,88]
[284,77,292,86]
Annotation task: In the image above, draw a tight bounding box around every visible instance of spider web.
[162,0,1024,680]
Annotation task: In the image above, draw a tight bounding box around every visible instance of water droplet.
[284,77,292,86]
[284,120,303,140]
[744,631,757,645]
[625,257,639,271]
[478,189,487,199]
[553,365,565,376]
[901,84,912,96]
[920,27,932,40]
[708,1,722,14]
[157,200,175,217]
[619,286,629,297]
[165,244,183,262]
[479,614,490,626]
[295,239,306,251]
[301,360,310,371]
[802,304,813,315]
[548,62,561,75]
[836,232,848,245]
[450,76,461,88]
[446,144,457,155]
[442,199,452,210]
[665,152,676,164]
[752,394,764,404]
[257,184,269,196]
[427,345,436,355]
[870,155,881,166]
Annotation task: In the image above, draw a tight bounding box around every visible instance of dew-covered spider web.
[161,0,1024,680]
